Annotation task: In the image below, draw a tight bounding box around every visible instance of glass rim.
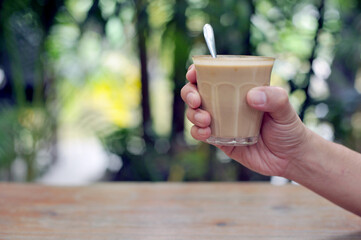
[192,55,275,66]
[192,55,275,61]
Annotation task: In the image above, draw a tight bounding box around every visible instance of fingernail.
[194,112,203,123]
[187,93,196,108]
[249,89,266,106]
[197,128,208,136]
[188,64,194,71]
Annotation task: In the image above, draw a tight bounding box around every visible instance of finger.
[247,86,299,124]
[190,125,211,141]
[186,108,211,128]
[186,64,197,84]
[180,82,201,109]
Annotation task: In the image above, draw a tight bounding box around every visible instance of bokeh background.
[0,0,360,184]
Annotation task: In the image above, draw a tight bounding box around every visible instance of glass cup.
[192,55,275,146]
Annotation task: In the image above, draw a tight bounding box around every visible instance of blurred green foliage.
[0,0,360,182]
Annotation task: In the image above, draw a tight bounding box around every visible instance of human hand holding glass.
[181,64,310,177]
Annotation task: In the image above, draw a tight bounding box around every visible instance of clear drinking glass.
[192,55,275,146]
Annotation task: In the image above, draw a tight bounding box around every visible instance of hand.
[181,64,312,177]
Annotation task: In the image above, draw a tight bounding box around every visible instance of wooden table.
[1,183,360,239]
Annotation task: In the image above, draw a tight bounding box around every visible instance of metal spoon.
[203,24,217,58]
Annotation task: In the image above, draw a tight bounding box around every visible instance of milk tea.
[193,55,274,146]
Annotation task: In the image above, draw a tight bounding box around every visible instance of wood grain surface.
[0,183,360,240]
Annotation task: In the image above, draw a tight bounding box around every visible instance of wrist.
[282,128,325,182]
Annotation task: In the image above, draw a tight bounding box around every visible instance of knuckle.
[203,111,211,124]
[180,85,188,100]
[186,108,194,121]
[195,109,211,126]
[181,84,192,101]
[190,126,199,139]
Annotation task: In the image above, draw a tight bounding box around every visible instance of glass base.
[206,136,258,146]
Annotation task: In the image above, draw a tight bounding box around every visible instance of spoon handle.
[203,24,217,58]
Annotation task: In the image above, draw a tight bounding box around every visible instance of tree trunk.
[135,0,152,143]
[243,1,255,55]
[298,0,325,121]
[170,0,190,145]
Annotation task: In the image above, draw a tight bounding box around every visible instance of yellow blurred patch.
[89,69,140,128]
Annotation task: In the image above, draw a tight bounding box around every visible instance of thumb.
[247,86,298,124]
